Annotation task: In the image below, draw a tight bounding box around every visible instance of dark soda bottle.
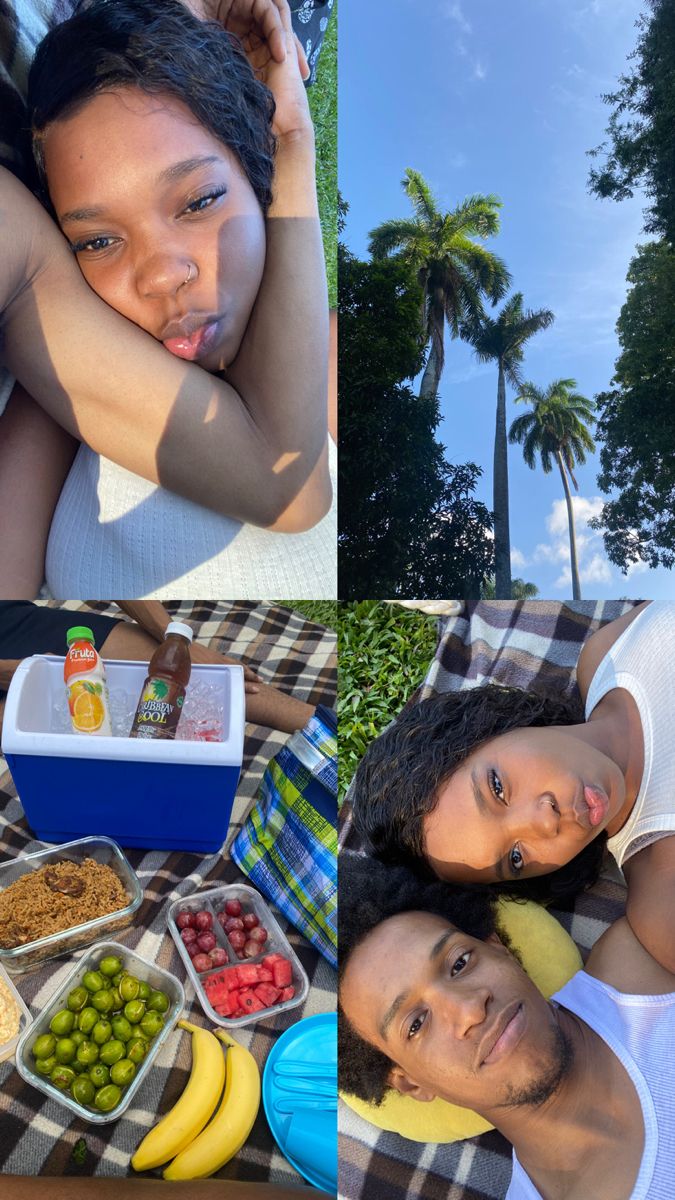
[129,622,193,740]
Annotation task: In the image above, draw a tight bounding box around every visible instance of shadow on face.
[42,87,266,371]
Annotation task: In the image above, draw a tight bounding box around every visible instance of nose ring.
[183,262,194,286]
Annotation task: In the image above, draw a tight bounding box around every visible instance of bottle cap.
[165,621,193,643]
[66,626,95,646]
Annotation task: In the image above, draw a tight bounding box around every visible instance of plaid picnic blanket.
[339,600,641,1200]
[0,600,336,1183]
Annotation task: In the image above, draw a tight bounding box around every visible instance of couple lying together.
[0,0,335,597]
[341,602,675,1199]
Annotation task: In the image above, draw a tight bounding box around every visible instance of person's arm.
[585,899,675,994]
[3,1179,334,1200]
[0,151,329,532]
[0,383,77,599]
[183,0,310,78]
[111,602,319,730]
[618,838,675,977]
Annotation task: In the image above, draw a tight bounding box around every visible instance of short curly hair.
[28,0,276,213]
[352,684,607,904]
[338,852,499,1105]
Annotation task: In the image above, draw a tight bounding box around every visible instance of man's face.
[340,911,573,1114]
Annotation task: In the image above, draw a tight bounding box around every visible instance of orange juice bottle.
[64,626,113,736]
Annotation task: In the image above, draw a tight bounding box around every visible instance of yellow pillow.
[340,897,582,1143]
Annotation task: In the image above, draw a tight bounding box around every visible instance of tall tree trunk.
[556,450,581,600]
[493,361,512,599]
[419,341,442,401]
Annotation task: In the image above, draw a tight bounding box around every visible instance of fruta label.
[65,639,112,735]
[64,642,97,680]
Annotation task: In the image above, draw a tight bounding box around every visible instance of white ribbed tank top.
[507,969,675,1199]
[45,437,337,599]
[583,603,675,868]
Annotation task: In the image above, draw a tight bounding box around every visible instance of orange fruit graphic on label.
[72,689,105,733]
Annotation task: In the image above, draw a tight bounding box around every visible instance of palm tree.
[462,295,555,599]
[482,577,540,599]
[368,169,511,402]
[509,379,596,600]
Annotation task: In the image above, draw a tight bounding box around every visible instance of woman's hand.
[235,0,314,141]
[183,0,310,79]
[188,640,261,693]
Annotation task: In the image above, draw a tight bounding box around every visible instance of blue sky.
[340,0,673,599]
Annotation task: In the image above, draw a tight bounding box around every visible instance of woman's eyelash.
[183,186,227,214]
[489,769,505,803]
[407,1013,425,1039]
[71,235,116,254]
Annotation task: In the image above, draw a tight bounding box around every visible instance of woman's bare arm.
[0,383,77,598]
[0,157,328,532]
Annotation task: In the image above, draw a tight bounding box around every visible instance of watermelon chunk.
[238,989,265,1014]
[205,983,230,1006]
[237,963,261,987]
[254,982,281,1007]
[279,986,295,1002]
[213,992,237,1017]
[257,966,273,983]
[272,958,292,988]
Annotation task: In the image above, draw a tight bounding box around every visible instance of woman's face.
[42,86,267,371]
[423,726,627,884]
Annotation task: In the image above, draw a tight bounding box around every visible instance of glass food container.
[16,940,184,1124]
[0,963,33,1063]
[0,836,142,974]
[168,884,309,1029]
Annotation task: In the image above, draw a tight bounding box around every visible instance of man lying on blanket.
[339,853,671,1200]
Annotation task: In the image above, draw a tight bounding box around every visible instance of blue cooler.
[1,656,245,852]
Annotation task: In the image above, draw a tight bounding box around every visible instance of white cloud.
[511,547,527,569]
[473,60,487,81]
[625,557,649,578]
[533,495,615,591]
[443,1,472,34]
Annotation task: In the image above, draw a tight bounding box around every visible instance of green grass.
[274,601,338,631]
[308,2,337,308]
[338,601,439,803]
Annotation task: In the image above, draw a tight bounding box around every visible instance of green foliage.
[482,577,540,599]
[461,293,555,389]
[369,170,510,386]
[591,240,675,569]
[339,245,494,595]
[509,379,596,486]
[275,601,337,631]
[308,2,337,307]
[588,0,675,244]
[70,1137,88,1167]
[338,601,438,803]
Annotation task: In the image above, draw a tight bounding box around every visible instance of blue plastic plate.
[262,1012,337,1194]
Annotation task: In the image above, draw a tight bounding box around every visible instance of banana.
[131,1020,225,1172]
[163,1028,261,1180]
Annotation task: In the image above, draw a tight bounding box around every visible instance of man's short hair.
[338,852,498,1104]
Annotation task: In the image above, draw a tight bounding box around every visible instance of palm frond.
[402,168,441,225]
[368,217,424,260]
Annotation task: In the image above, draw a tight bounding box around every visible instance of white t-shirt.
[45,436,337,599]
[506,969,675,1199]
[584,603,675,867]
